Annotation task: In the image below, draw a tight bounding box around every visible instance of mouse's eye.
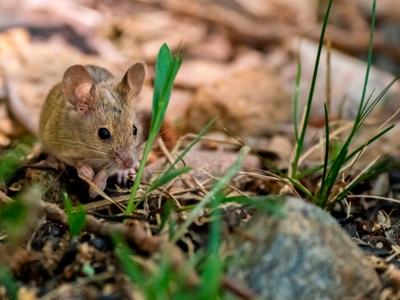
[133,125,137,136]
[98,128,111,140]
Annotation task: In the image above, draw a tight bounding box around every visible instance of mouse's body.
[39,63,146,198]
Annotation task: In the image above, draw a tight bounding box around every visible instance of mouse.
[39,63,146,198]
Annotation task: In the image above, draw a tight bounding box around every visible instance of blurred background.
[0,0,400,164]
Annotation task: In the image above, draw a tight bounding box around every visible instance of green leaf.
[126,43,182,216]
[0,199,27,233]
[152,44,172,122]
[198,254,223,299]
[166,117,216,175]
[159,200,174,233]
[82,264,95,277]
[0,136,33,181]
[112,232,142,284]
[147,166,192,196]
[64,193,86,238]
[0,267,18,300]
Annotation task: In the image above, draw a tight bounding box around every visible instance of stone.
[228,197,381,300]
[185,67,291,137]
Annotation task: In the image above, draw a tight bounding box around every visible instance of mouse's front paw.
[116,168,136,185]
[89,169,108,199]
[77,164,94,181]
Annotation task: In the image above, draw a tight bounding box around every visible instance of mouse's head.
[62,63,146,172]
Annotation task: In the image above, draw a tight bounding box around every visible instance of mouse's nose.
[116,154,133,170]
[122,157,133,169]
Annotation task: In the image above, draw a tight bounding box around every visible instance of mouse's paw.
[34,154,65,170]
[89,169,108,199]
[116,168,136,185]
[77,164,94,181]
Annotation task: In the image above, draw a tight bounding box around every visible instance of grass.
[236,0,399,209]
[303,0,400,208]
[0,267,18,300]
[125,43,183,216]
[64,192,86,238]
[1,0,399,297]
[291,0,333,177]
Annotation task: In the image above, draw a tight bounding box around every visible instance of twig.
[222,276,259,300]
[0,190,13,203]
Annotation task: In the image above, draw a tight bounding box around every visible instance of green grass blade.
[294,50,302,143]
[359,76,400,129]
[155,55,182,133]
[152,44,173,125]
[140,167,192,203]
[335,156,393,201]
[165,117,216,175]
[112,233,142,283]
[0,137,33,181]
[291,0,333,177]
[171,146,250,244]
[354,0,376,126]
[319,104,330,198]
[296,125,394,180]
[0,267,18,300]
[345,125,394,162]
[319,148,348,207]
[126,44,182,216]
[64,193,86,238]
[209,190,226,256]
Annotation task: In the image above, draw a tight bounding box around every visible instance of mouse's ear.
[62,65,95,113]
[118,63,145,101]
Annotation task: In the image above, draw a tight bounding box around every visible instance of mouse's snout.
[115,153,134,170]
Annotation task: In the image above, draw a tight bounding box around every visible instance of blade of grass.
[64,192,86,238]
[291,0,333,177]
[319,148,348,207]
[294,48,302,143]
[165,117,216,175]
[335,156,397,201]
[126,44,182,216]
[319,104,330,197]
[296,124,394,179]
[171,146,250,244]
[112,233,143,283]
[0,267,18,300]
[345,125,394,162]
[316,0,379,208]
[354,0,377,127]
[131,166,192,212]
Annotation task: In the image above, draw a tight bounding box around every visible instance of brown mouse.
[39,63,146,198]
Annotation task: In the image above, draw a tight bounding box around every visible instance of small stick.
[0,190,13,203]
[222,276,259,299]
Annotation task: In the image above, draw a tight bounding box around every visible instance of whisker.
[47,142,109,155]
[54,138,107,152]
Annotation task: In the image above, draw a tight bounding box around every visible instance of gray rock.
[228,197,381,300]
